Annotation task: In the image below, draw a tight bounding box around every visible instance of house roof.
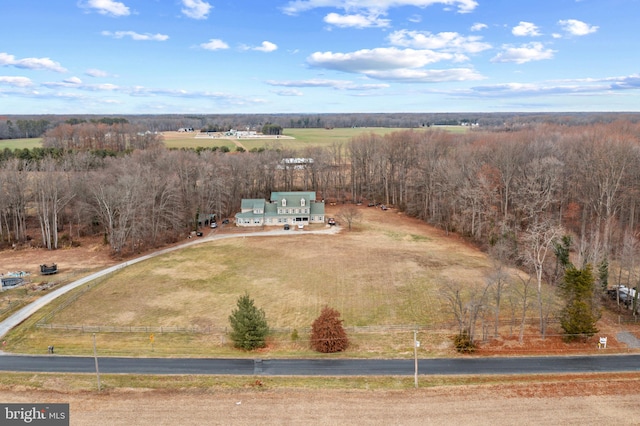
[241,199,265,211]
[236,191,325,221]
[270,191,316,206]
[310,202,324,215]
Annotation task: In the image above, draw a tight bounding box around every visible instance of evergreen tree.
[228,293,269,350]
[261,123,283,135]
[597,258,609,293]
[310,306,349,353]
[553,235,573,270]
[559,264,600,341]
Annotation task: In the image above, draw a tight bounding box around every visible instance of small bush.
[310,306,349,353]
[453,330,476,353]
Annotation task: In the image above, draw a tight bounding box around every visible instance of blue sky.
[1,0,638,114]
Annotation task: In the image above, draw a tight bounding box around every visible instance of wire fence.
[34,323,466,335]
[34,319,554,336]
[618,315,640,325]
[35,323,217,334]
[0,300,27,317]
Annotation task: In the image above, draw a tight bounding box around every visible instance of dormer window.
[301,198,306,207]
[282,198,287,207]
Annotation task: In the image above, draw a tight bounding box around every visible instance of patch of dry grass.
[6,206,494,357]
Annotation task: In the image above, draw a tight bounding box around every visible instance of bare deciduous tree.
[336,205,362,231]
[32,157,75,249]
[440,280,491,344]
[521,221,564,337]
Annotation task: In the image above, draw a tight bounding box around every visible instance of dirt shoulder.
[2,376,639,425]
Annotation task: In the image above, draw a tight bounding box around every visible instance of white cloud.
[42,79,120,91]
[558,19,598,36]
[271,88,304,96]
[181,0,212,20]
[266,79,389,90]
[512,21,541,37]
[457,74,640,99]
[64,76,83,85]
[126,86,264,107]
[283,0,478,16]
[609,74,640,90]
[470,23,487,31]
[364,67,484,82]
[324,13,390,28]
[491,42,555,64]
[0,76,33,87]
[200,39,229,51]
[101,31,169,41]
[253,41,278,52]
[0,52,67,72]
[85,68,110,78]
[308,48,454,72]
[307,47,484,82]
[81,0,130,17]
[388,30,491,54]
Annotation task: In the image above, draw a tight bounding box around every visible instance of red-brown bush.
[310,306,349,353]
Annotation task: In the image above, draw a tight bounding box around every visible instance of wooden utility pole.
[93,333,101,392]
[414,330,419,388]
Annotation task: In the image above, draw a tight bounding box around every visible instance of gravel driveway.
[616,331,640,348]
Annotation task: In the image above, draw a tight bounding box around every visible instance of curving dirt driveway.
[0,226,340,340]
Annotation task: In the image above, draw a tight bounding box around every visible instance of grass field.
[0,126,467,153]
[4,207,493,358]
[163,127,465,151]
[0,138,42,150]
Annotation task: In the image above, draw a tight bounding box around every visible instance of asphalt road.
[1,354,639,376]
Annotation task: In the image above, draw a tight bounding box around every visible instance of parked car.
[222,219,230,224]
[284,224,290,230]
[328,218,336,226]
[380,205,388,210]
[210,222,218,228]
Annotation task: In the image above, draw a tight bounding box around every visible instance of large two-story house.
[235,191,325,227]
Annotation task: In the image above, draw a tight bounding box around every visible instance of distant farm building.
[277,158,314,170]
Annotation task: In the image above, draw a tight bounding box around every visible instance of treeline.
[3,112,640,140]
[0,119,51,139]
[42,122,162,151]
